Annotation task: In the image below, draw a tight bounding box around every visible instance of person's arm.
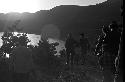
[87,39,91,51]
[9,49,16,71]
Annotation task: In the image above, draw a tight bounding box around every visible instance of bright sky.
[0,0,107,13]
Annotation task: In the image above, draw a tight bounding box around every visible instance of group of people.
[0,20,123,82]
[64,21,123,82]
[65,32,90,66]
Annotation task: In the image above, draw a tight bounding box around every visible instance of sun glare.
[0,0,108,13]
[0,0,41,13]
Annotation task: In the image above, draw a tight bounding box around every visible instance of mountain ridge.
[0,0,122,42]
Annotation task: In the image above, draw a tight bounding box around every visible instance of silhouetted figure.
[99,21,122,82]
[95,25,110,57]
[120,5,124,16]
[95,35,104,57]
[79,33,90,65]
[10,42,34,82]
[0,58,9,82]
[65,33,76,66]
[74,46,81,65]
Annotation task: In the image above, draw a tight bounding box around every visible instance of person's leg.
[116,53,123,82]
[66,50,70,65]
[103,69,114,82]
[12,72,29,82]
[23,73,30,82]
[71,54,74,66]
[102,54,116,82]
[71,49,75,66]
[18,73,29,82]
[13,72,19,82]
[8,69,13,82]
[30,69,38,81]
[81,52,85,65]
[74,54,79,65]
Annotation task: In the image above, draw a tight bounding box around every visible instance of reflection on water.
[0,32,65,55]
[0,32,41,47]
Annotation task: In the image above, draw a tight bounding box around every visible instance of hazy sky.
[0,0,107,13]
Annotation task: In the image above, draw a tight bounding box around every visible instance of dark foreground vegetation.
[0,20,123,82]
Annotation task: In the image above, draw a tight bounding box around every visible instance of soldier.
[99,21,122,82]
[120,5,124,16]
[65,33,76,66]
[79,33,90,65]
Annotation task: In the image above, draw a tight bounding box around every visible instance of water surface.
[0,32,65,55]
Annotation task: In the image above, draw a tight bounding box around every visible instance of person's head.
[67,33,72,38]
[109,21,118,31]
[102,25,109,34]
[80,33,85,38]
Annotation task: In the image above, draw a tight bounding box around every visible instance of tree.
[34,39,59,65]
[0,20,30,58]
[33,38,66,79]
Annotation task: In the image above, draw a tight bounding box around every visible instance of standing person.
[0,58,10,82]
[95,25,110,65]
[9,42,34,82]
[65,33,76,66]
[79,33,90,65]
[100,21,122,82]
